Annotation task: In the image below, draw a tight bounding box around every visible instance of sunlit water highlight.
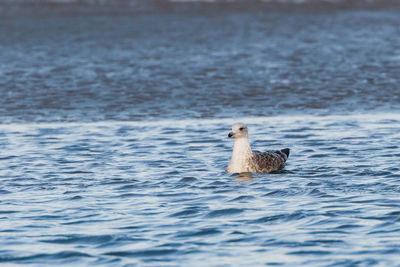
[1,114,399,266]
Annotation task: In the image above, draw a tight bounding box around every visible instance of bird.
[226,123,290,174]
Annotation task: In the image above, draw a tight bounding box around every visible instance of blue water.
[1,0,400,266]
[1,115,400,266]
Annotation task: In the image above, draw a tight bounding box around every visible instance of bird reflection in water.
[234,172,253,182]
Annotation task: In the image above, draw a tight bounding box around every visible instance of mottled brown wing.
[252,150,288,174]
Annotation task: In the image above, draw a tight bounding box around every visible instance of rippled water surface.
[1,115,400,266]
[1,0,400,266]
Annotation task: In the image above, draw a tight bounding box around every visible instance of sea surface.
[1,0,400,266]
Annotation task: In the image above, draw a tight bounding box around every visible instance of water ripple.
[0,113,399,265]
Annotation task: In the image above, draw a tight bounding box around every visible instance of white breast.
[227,137,254,173]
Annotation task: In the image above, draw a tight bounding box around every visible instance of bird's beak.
[228,132,234,138]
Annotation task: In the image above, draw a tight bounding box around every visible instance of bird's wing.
[252,150,288,173]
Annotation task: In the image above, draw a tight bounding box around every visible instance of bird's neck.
[232,137,253,159]
[228,137,254,173]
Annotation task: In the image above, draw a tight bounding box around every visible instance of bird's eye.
[239,127,244,131]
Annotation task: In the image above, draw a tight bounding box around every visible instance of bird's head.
[228,123,248,139]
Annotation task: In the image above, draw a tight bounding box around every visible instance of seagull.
[226,123,290,174]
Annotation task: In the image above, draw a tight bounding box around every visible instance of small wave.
[41,234,114,244]
[229,195,256,201]
[0,251,92,263]
[176,228,222,237]
[287,250,332,255]
[206,208,244,217]
[250,211,308,224]
[169,209,201,218]
[104,249,178,257]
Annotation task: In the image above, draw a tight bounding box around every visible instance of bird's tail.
[281,148,290,158]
